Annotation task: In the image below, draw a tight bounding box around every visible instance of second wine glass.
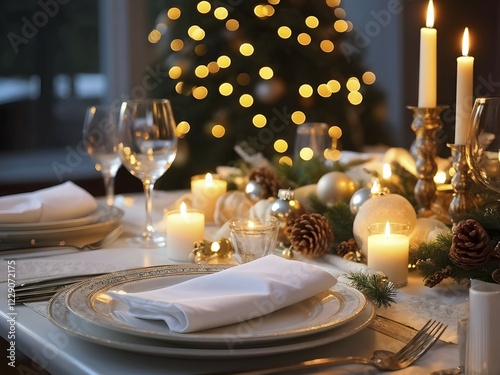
[117,99,178,247]
[83,105,122,206]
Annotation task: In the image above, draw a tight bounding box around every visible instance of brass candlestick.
[447,143,475,223]
[408,106,447,214]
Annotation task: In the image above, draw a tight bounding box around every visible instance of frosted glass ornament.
[409,218,450,248]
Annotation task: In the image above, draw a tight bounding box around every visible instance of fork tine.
[396,320,447,366]
[393,319,435,358]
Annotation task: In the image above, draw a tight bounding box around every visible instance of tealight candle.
[166,202,205,261]
[367,221,409,287]
[191,173,227,222]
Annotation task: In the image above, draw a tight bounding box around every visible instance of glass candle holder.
[190,173,227,223]
[367,222,410,287]
[228,217,279,264]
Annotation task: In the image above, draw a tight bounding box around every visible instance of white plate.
[0,206,123,244]
[48,284,375,358]
[64,264,366,347]
[0,203,111,231]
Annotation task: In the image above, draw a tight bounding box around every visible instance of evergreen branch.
[345,272,398,308]
[308,195,354,244]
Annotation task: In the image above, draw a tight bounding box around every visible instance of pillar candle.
[166,202,205,261]
[455,27,474,145]
[367,222,409,287]
[191,173,227,223]
[418,0,437,108]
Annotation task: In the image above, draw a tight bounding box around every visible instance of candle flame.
[384,221,391,239]
[180,201,188,218]
[248,220,255,229]
[462,27,469,56]
[382,163,392,179]
[370,178,381,195]
[426,0,434,28]
[434,170,447,184]
[211,241,220,252]
[205,173,214,187]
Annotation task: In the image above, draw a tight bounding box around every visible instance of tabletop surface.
[0,191,464,375]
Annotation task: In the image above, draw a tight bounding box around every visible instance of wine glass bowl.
[117,99,178,247]
[83,105,122,206]
[466,97,500,195]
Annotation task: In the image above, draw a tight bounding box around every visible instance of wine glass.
[83,105,122,206]
[466,97,500,195]
[117,99,178,247]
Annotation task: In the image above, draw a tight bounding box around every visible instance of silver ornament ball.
[316,171,357,207]
[349,187,372,215]
[245,180,264,201]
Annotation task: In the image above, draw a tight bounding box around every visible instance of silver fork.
[231,319,447,374]
[4,224,125,256]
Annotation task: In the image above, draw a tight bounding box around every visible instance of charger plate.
[63,264,366,348]
[48,284,375,358]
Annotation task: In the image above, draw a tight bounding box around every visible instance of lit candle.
[455,27,474,145]
[418,0,437,108]
[367,221,409,287]
[166,202,205,261]
[190,173,227,222]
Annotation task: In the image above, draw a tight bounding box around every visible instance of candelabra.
[408,106,447,214]
[447,143,475,223]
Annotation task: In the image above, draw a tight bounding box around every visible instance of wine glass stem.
[143,180,155,240]
[102,173,115,206]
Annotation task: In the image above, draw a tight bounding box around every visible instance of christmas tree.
[151,0,389,188]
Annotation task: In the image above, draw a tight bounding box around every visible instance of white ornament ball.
[353,194,417,255]
[316,172,357,207]
[293,184,317,212]
[409,218,450,248]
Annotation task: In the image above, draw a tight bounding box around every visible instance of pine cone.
[449,219,493,270]
[290,213,334,257]
[336,238,359,257]
[248,167,281,199]
[424,265,453,288]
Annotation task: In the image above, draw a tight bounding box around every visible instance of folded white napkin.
[109,255,337,333]
[0,181,98,224]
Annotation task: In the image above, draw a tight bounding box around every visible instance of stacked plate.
[47,264,375,358]
[0,203,124,247]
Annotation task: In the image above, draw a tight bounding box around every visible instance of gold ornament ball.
[353,193,417,255]
[316,172,357,207]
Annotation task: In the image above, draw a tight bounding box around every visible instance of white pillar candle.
[367,221,409,287]
[166,202,205,262]
[418,0,437,108]
[455,27,474,145]
[191,173,227,223]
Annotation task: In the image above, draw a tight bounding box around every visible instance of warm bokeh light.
[348,91,363,105]
[207,61,219,73]
[217,55,231,68]
[259,67,274,80]
[188,25,205,41]
[168,66,182,79]
[291,111,306,124]
[297,33,311,45]
[197,1,211,14]
[274,139,288,153]
[328,126,342,139]
[175,82,184,94]
[192,86,208,99]
[317,84,332,97]
[195,65,209,78]
[211,124,226,138]
[279,156,292,166]
[346,77,361,91]
[219,82,233,96]
[434,171,447,184]
[383,163,392,179]
[320,40,334,53]
[334,8,346,18]
[326,0,341,7]
[226,19,239,31]
[239,43,254,56]
[214,7,229,20]
[305,16,319,28]
[268,0,280,4]
[324,148,342,161]
[176,121,191,136]
[252,114,267,128]
[277,26,292,39]
[170,39,184,51]
[334,20,348,32]
[239,94,254,107]
[299,147,314,161]
[327,79,341,93]
[167,7,181,20]
[299,84,314,98]
[362,71,376,85]
[148,29,161,44]
[194,44,207,56]
[237,73,251,85]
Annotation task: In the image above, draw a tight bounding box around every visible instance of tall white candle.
[367,222,409,287]
[455,27,474,145]
[191,173,227,223]
[166,202,205,261]
[418,0,437,108]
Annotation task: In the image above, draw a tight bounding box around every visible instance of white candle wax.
[455,27,474,145]
[191,173,227,222]
[166,204,205,261]
[367,222,409,287]
[418,0,437,108]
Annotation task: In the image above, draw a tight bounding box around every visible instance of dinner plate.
[0,203,111,231]
[0,206,124,244]
[64,264,366,347]
[48,284,375,358]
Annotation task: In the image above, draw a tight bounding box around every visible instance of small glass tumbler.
[228,217,279,264]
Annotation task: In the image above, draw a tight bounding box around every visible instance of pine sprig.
[345,272,398,308]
